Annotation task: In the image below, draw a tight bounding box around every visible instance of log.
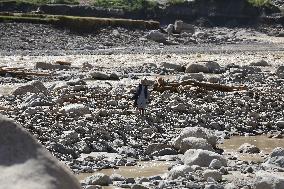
[0,67,50,78]
[153,79,247,93]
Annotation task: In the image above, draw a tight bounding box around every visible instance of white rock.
[84,173,112,186]
[209,159,223,169]
[178,137,214,153]
[60,104,90,116]
[173,127,217,149]
[146,30,166,43]
[174,20,195,34]
[254,171,284,189]
[168,165,193,179]
[203,170,222,181]
[263,147,284,169]
[0,115,81,189]
[182,149,227,167]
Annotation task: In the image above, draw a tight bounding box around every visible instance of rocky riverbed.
[0,22,284,189]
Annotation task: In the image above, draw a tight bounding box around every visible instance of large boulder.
[12,81,48,96]
[250,60,270,67]
[185,63,209,73]
[178,137,214,153]
[254,171,284,189]
[203,169,222,181]
[0,115,81,189]
[173,127,217,149]
[146,30,167,43]
[276,66,284,79]
[262,147,284,169]
[204,61,221,73]
[185,61,221,73]
[181,149,227,167]
[174,20,195,34]
[238,143,260,154]
[167,165,193,180]
[90,72,110,80]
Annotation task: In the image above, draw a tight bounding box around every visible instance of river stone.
[12,81,48,96]
[110,174,126,181]
[250,60,270,67]
[276,66,284,78]
[160,62,184,72]
[0,115,81,189]
[83,173,112,186]
[224,183,237,189]
[263,147,284,169]
[205,184,225,189]
[254,171,284,189]
[66,79,87,86]
[145,143,173,155]
[209,159,223,169]
[181,149,227,167]
[178,137,214,153]
[204,61,221,73]
[174,20,195,34]
[151,148,178,156]
[146,30,166,43]
[180,73,205,81]
[168,165,194,180]
[90,72,110,80]
[203,170,222,181]
[60,104,90,116]
[131,184,149,189]
[173,127,217,149]
[85,185,102,189]
[238,143,260,154]
[276,121,284,129]
[185,63,209,73]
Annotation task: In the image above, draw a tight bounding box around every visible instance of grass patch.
[167,0,185,5]
[0,13,160,30]
[247,0,271,7]
[93,0,158,11]
[0,0,79,5]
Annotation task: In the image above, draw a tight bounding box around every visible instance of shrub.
[2,0,79,5]
[93,0,158,11]
[247,0,271,7]
[167,0,185,5]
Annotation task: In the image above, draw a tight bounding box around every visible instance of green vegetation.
[0,0,79,5]
[247,0,271,7]
[167,0,185,5]
[0,13,160,30]
[93,0,158,11]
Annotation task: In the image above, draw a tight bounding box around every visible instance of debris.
[153,78,247,93]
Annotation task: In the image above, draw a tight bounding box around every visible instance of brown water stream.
[219,135,284,162]
[77,161,171,181]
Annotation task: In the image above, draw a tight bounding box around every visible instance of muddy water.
[219,135,284,162]
[77,161,171,181]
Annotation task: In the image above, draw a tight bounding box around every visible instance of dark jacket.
[132,84,148,106]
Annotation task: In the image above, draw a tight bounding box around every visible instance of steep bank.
[0,0,282,26]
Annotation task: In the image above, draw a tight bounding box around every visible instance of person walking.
[133,78,149,115]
